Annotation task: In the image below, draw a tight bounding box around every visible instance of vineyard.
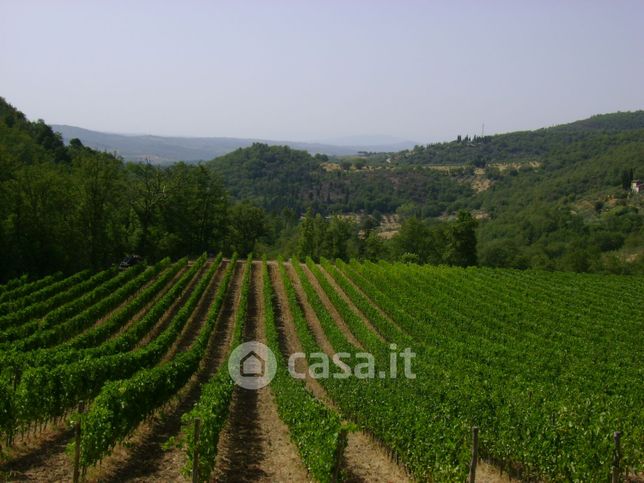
[0,256,642,482]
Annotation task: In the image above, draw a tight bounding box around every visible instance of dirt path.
[135,263,206,349]
[317,264,386,343]
[0,427,75,482]
[268,263,332,406]
[0,262,215,483]
[88,260,234,482]
[299,263,364,351]
[284,263,335,356]
[335,265,407,336]
[314,263,515,483]
[279,263,412,483]
[110,265,187,340]
[213,262,310,482]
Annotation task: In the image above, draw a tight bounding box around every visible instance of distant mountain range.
[52,125,417,163]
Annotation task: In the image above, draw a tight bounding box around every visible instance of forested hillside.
[210,112,644,273]
[1,96,642,278]
[0,98,265,281]
[208,143,472,214]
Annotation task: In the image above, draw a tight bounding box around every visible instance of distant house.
[632,180,643,193]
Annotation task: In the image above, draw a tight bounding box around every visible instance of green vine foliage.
[0,267,135,345]
[0,272,64,308]
[79,253,231,468]
[181,254,249,482]
[262,258,343,482]
[4,256,208,435]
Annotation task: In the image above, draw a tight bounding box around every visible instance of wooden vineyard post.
[7,367,21,447]
[469,426,479,483]
[612,431,622,483]
[73,401,84,483]
[192,417,201,483]
[332,428,348,483]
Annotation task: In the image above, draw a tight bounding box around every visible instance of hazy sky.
[1,0,643,143]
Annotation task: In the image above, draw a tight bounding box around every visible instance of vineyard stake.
[192,417,201,483]
[612,431,622,483]
[73,401,85,483]
[469,426,479,483]
[332,428,348,483]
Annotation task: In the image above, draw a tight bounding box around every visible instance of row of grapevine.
[262,259,344,482]
[319,258,403,343]
[0,269,93,319]
[0,272,63,305]
[289,259,477,481]
[0,269,106,332]
[334,259,643,480]
[79,254,231,467]
[278,260,422,479]
[0,274,28,297]
[0,258,178,375]
[63,257,178,351]
[2,265,150,351]
[1,255,209,437]
[181,254,247,482]
[0,266,141,345]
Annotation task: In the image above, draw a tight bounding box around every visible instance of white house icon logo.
[228,341,277,390]
[240,350,265,377]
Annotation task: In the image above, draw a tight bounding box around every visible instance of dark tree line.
[295,209,478,267]
[0,98,266,281]
[2,97,641,279]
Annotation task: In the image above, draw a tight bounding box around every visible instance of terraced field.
[0,256,641,482]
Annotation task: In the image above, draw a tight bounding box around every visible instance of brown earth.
[280,262,412,483]
[89,259,232,482]
[317,264,385,343]
[0,260,214,482]
[212,262,310,482]
[298,263,364,350]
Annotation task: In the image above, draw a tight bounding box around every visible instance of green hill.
[208,143,471,215]
[208,112,644,272]
[1,95,642,275]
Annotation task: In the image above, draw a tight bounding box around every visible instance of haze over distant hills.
[52,125,418,163]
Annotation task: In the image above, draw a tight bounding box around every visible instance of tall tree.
[228,202,267,256]
[394,216,432,263]
[127,161,167,257]
[160,163,227,257]
[73,152,125,268]
[444,211,478,267]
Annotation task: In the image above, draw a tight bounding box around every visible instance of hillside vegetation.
[0,98,260,281]
[1,95,642,277]
[210,112,644,273]
[0,257,641,481]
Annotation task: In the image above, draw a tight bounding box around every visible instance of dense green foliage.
[0,98,263,281]
[262,259,343,482]
[181,254,246,482]
[79,254,228,467]
[0,259,176,376]
[320,259,644,481]
[393,111,644,166]
[209,143,471,215]
[1,96,642,277]
[0,244,640,480]
[1,256,207,436]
